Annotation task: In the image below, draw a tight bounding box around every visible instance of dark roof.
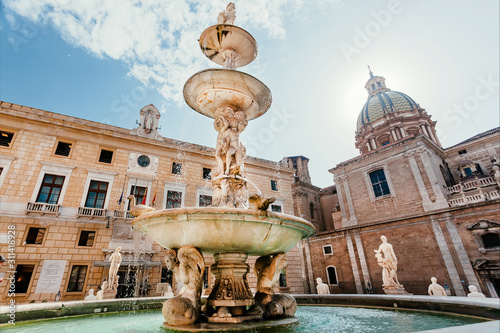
[286,155,310,161]
[446,127,500,149]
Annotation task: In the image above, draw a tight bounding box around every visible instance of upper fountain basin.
[183,68,272,120]
[131,207,316,256]
[199,24,257,68]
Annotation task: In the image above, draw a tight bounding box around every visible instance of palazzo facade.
[0,101,304,304]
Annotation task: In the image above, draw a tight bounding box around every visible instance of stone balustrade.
[445,177,497,195]
[77,206,107,218]
[113,210,134,219]
[25,202,61,216]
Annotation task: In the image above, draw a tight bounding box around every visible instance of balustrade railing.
[445,176,497,195]
[77,207,106,218]
[25,202,61,216]
[113,210,134,219]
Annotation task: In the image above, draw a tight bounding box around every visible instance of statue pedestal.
[102,289,118,299]
[383,284,410,295]
[207,252,261,323]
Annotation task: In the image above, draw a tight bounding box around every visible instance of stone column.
[405,150,433,211]
[334,175,348,224]
[341,175,357,226]
[430,217,465,296]
[418,148,449,209]
[443,214,482,293]
[346,233,363,294]
[353,230,371,289]
[390,128,398,141]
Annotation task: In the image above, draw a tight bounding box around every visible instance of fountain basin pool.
[131,207,316,255]
[0,305,490,333]
[1,295,498,332]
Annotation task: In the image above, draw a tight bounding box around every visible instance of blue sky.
[1,0,499,188]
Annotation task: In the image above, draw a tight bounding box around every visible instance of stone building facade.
[0,101,305,304]
[296,72,500,297]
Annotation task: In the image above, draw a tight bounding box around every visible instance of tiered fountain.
[132,3,315,330]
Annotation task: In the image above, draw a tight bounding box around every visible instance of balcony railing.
[113,210,134,220]
[77,207,107,218]
[449,190,500,207]
[25,202,61,216]
[445,177,497,195]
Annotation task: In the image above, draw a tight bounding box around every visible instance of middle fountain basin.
[132,207,315,256]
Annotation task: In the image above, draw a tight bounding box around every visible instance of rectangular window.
[458,149,467,155]
[199,195,212,207]
[271,180,278,191]
[128,185,146,210]
[271,205,282,213]
[14,264,35,293]
[36,174,65,204]
[172,162,182,175]
[0,130,14,147]
[161,267,173,285]
[369,169,390,197]
[203,168,211,180]
[203,267,209,289]
[85,180,108,208]
[54,141,72,156]
[99,149,114,164]
[25,227,46,245]
[323,245,333,255]
[166,190,182,209]
[78,231,96,247]
[279,270,287,287]
[67,265,88,292]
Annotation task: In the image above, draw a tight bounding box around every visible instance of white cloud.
[3,0,320,106]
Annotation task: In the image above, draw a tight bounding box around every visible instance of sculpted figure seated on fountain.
[162,246,205,326]
[248,253,297,318]
[316,277,330,294]
[467,285,486,298]
[217,2,236,25]
[428,277,447,296]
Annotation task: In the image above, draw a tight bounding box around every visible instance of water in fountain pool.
[0,306,486,333]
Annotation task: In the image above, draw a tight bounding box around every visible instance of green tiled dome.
[357,91,418,131]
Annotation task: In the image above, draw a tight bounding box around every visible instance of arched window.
[309,203,314,219]
[326,266,338,285]
[482,233,500,249]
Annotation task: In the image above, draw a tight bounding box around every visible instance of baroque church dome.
[356,90,418,132]
[354,68,441,155]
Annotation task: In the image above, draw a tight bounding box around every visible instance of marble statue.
[316,277,330,294]
[127,194,155,217]
[374,235,400,286]
[428,277,447,296]
[213,106,248,176]
[217,2,236,25]
[145,114,153,132]
[467,285,486,298]
[95,281,108,300]
[249,194,276,211]
[107,247,122,290]
[249,253,297,319]
[162,246,205,326]
[84,288,97,301]
[493,162,500,186]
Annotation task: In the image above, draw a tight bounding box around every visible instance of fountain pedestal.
[207,252,262,323]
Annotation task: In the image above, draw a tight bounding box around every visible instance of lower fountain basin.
[131,207,315,255]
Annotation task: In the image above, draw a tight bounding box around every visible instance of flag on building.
[142,188,148,205]
[151,186,157,206]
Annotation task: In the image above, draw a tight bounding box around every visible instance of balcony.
[445,176,497,195]
[25,202,61,216]
[77,207,107,218]
[113,210,134,220]
[446,176,499,208]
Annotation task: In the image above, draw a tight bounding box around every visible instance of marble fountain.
[131,2,315,329]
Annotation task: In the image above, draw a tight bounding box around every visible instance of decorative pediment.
[467,219,500,231]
